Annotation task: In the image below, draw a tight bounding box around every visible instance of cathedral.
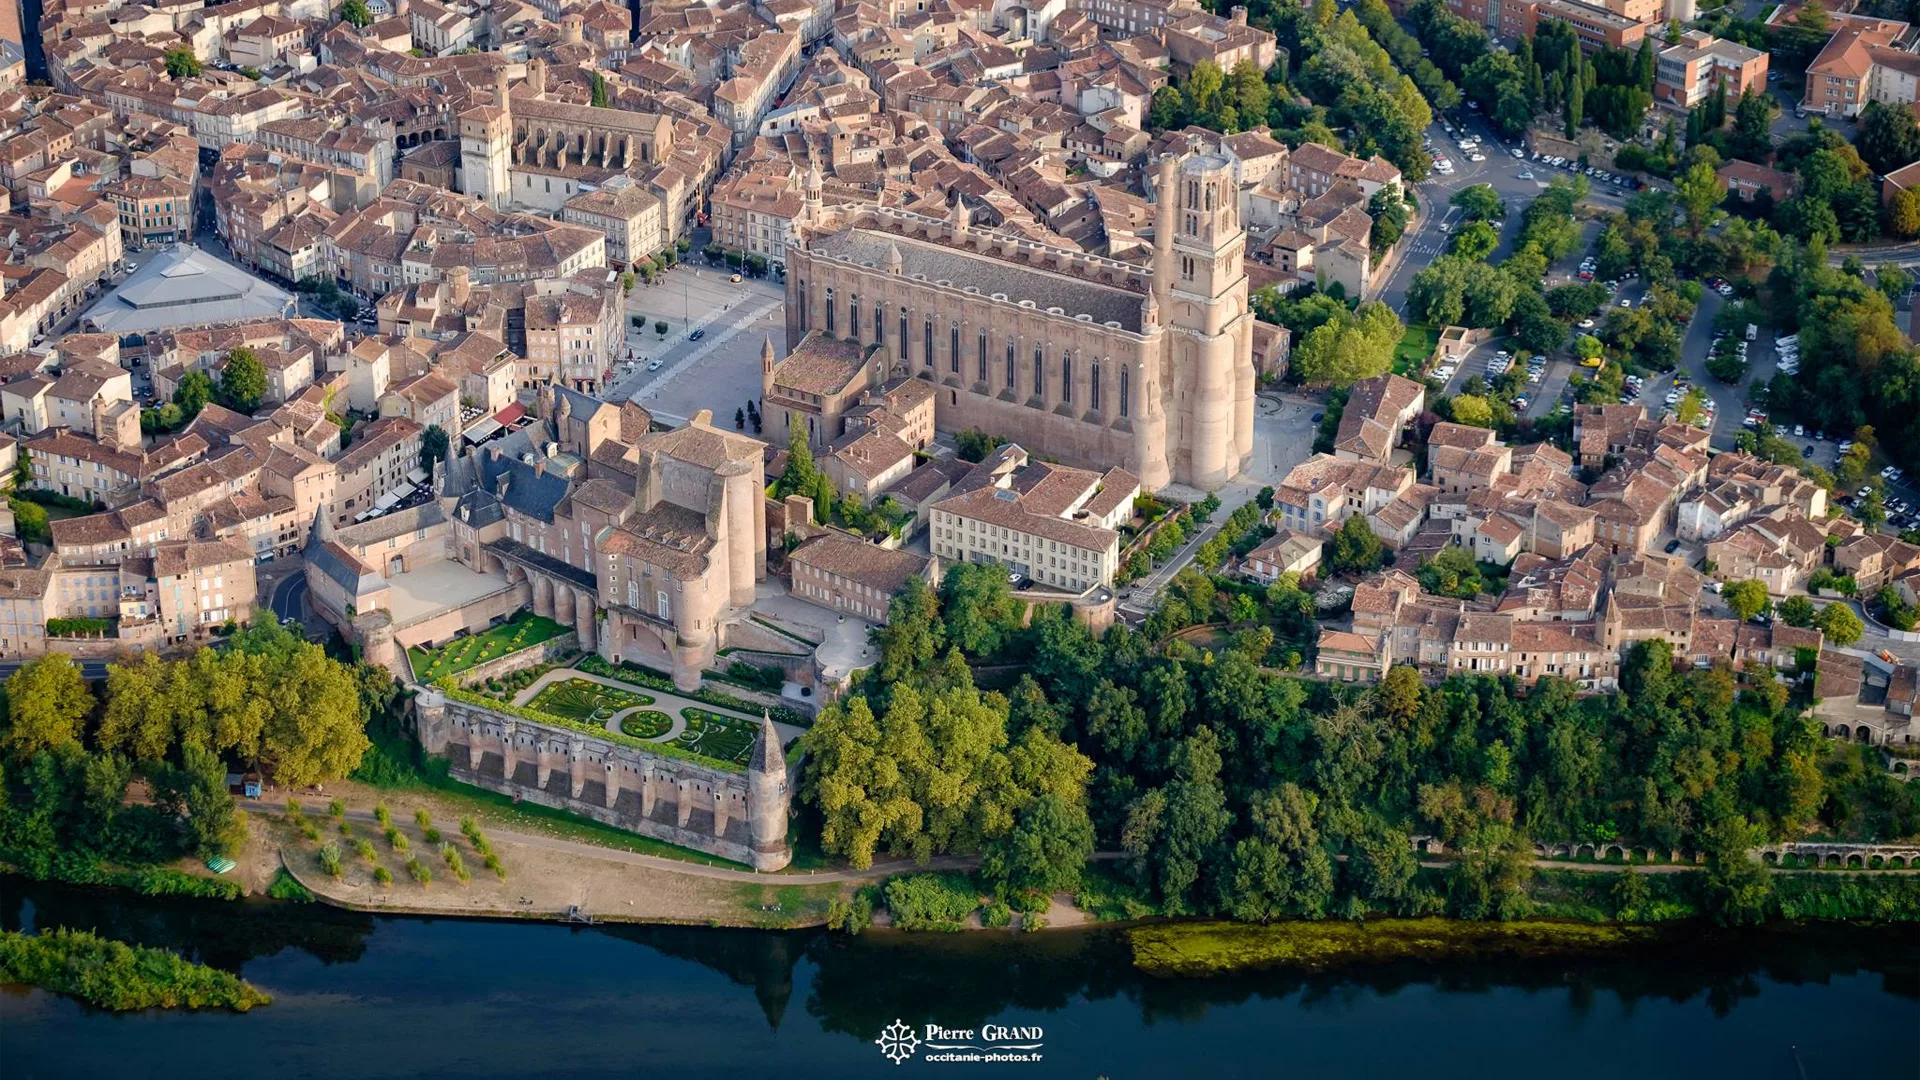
[777,149,1257,491]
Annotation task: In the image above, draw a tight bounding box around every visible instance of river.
[3,879,1916,1079]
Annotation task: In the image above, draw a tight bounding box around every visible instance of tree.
[778,423,820,499]
[163,47,201,79]
[173,370,214,418]
[1888,187,1920,240]
[419,424,450,472]
[981,793,1095,896]
[1700,814,1772,925]
[1814,601,1864,647]
[2,655,92,757]
[1449,393,1494,428]
[233,618,368,786]
[940,561,1021,658]
[216,348,268,413]
[1723,578,1772,622]
[1450,184,1506,222]
[1674,162,1726,236]
[1327,512,1386,574]
[1289,301,1402,387]
[590,73,610,108]
[1450,220,1499,261]
[1857,100,1920,175]
[1777,595,1816,627]
[338,0,373,26]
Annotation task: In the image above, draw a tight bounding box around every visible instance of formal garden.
[618,711,674,739]
[407,612,570,682]
[675,708,760,766]
[526,678,654,722]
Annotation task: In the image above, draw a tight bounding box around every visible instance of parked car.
[1665,539,1683,553]
[689,328,706,341]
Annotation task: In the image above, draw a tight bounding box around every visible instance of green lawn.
[619,710,673,739]
[1393,323,1440,375]
[677,708,759,766]
[527,677,654,721]
[408,611,569,682]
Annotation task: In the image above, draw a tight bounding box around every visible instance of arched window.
[950,321,960,374]
[1005,342,1015,387]
[1089,358,1102,413]
[797,280,808,322]
[925,316,935,370]
[1060,350,1072,403]
[849,294,859,338]
[1119,367,1130,418]
[1032,345,1044,396]
[976,328,988,382]
[899,308,909,362]
[825,287,835,335]
[874,301,884,345]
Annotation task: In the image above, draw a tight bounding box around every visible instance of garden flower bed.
[618,710,673,739]
[676,708,759,766]
[408,612,569,682]
[527,678,654,721]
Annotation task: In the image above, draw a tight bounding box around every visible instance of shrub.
[300,822,322,842]
[285,799,304,819]
[883,873,981,931]
[266,869,314,902]
[415,809,432,830]
[826,889,876,934]
[424,827,442,844]
[385,827,408,852]
[327,799,345,818]
[373,803,392,828]
[337,821,352,836]
[373,866,394,887]
[407,857,432,886]
[354,838,377,862]
[0,928,271,1012]
[317,843,342,878]
[981,901,1013,928]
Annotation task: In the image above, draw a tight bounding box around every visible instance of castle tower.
[760,336,776,398]
[560,13,584,43]
[528,57,549,99]
[1163,152,1251,489]
[747,711,791,871]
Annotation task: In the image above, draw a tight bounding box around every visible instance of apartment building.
[788,532,935,621]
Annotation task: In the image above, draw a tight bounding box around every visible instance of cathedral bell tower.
[1153,150,1253,490]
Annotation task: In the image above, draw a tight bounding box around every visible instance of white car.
[1434,366,1457,379]
[1578,318,1596,329]
[1518,170,1534,180]
[646,359,663,371]
[1469,153,1486,162]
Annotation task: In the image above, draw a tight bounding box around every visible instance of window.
[1033,346,1044,395]
[656,590,670,620]
[1061,350,1072,403]
[874,301,884,345]
[1119,367,1129,417]
[1181,255,1195,282]
[925,316,935,369]
[899,308,909,362]
[950,321,960,374]
[825,287,836,334]
[1090,358,1101,412]
[977,328,988,382]
[1005,342,1015,387]
[849,294,859,337]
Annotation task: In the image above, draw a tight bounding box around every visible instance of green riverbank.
[1129,918,1662,977]
[0,927,271,1012]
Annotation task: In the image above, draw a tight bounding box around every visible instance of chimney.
[1230,5,1247,23]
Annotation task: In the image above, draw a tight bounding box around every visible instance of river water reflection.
[3,880,1915,1079]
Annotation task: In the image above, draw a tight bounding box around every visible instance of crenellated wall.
[413,687,792,870]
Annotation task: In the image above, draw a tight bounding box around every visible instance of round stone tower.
[354,609,398,676]
[747,711,791,871]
